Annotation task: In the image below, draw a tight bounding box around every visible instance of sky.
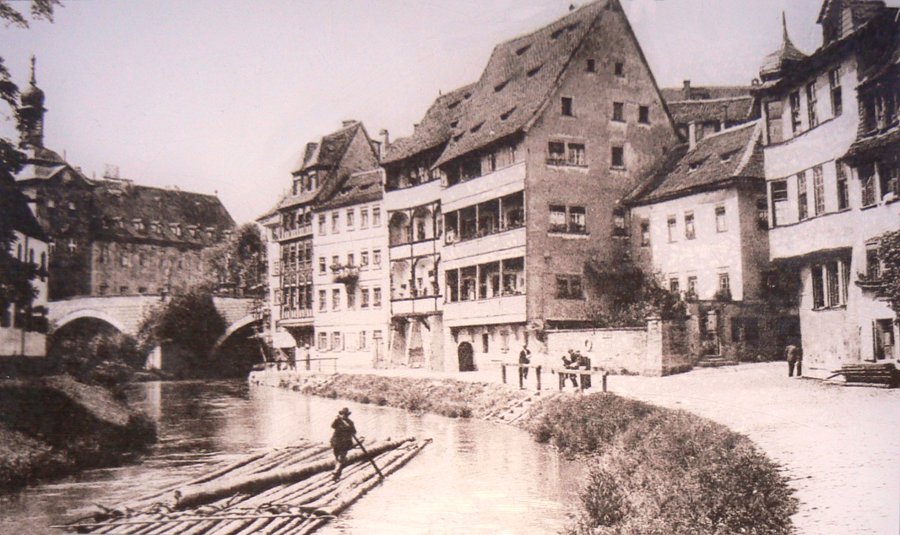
[0,0,858,224]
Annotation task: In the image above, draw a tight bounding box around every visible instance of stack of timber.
[59,437,429,535]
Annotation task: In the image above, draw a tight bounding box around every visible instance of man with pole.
[330,407,384,482]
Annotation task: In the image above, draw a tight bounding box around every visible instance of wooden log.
[173,439,414,510]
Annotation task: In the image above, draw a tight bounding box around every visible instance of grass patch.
[525,394,797,534]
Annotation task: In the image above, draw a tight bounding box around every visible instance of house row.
[259,0,899,376]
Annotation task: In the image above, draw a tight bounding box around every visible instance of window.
[373,249,382,267]
[319,214,326,235]
[547,142,565,165]
[569,207,586,233]
[586,59,596,72]
[861,164,877,207]
[331,255,339,270]
[561,97,573,116]
[789,90,802,133]
[812,260,847,309]
[373,287,382,308]
[331,211,340,233]
[332,332,342,352]
[879,162,899,199]
[614,62,624,76]
[567,143,586,166]
[347,253,355,266]
[829,68,842,117]
[718,273,731,294]
[806,81,818,128]
[319,289,326,311]
[797,171,809,221]
[361,288,370,308]
[687,276,698,296]
[765,100,784,144]
[332,288,340,310]
[119,285,128,295]
[360,208,369,228]
[318,332,328,351]
[319,257,326,274]
[771,180,788,226]
[826,261,841,307]
[813,166,825,216]
[756,197,769,230]
[359,331,367,350]
[612,208,626,236]
[372,207,381,227]
[638,106,650,124]
[361,250,369,268]
[684,212,695,240]
[669,278,680,293]
[811,265,825,309]
[549,205,567,232]
[715,206,727,232]
[611,146,624,168]
[640,219,650,246]
[556,275,583,299]
[121,252,130,267]
[867,244,882,279]
[667,215,677,242]
[347,288,356,309]
[612,102,625,122]
[346,209,355,229]
[836,162,849,210]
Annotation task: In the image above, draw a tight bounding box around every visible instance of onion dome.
[20,56,45,109]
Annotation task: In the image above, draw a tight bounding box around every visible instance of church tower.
[18,56,46,150]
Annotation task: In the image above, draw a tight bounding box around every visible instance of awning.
[272,330,297,348]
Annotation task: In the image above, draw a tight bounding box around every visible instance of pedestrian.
[287,348,296,371]
[577,351,592,389]
[330,407,357,481]
[301,343,311,371]
[518,343,531,381]
[785,342,802,377]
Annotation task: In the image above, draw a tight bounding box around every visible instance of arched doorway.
[457,341,475,372]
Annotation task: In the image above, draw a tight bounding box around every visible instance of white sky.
[0,0,860,224]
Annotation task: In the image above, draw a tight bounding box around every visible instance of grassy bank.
[260,372,535,421]
[0,375,157,490]
[525,394,798,534]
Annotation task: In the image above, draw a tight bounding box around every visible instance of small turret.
[759,13,808,82]
[18,56,46,149]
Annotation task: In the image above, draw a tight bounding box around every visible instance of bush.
[525,393,797,535]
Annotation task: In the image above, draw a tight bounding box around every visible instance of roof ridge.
[733,121,762,176]
[667,95,754,104]
[490,1,606,51]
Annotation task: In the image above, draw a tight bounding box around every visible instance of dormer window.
[132,219,144,231]
[527,64,543,77]
[170,224,182,237]
[494,79,509,92]
[515,44,531,55]
[500,107,516,121]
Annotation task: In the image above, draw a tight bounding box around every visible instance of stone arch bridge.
[48,295,260,367]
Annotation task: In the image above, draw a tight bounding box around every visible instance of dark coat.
[330,416,356,451]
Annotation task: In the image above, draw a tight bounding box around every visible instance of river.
[0,380,584,535]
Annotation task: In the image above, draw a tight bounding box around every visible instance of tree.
[137,288,227,373]
[875,229,900,318]
[202,223,266,297]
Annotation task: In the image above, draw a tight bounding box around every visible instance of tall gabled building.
[755,1,900,376]
[259,121,380,358]
[397,0,679,371]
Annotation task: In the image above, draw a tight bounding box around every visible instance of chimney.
[688,121,698,151]
[342,120,357,128]
[682,80,692,100]
[379,128,390,148]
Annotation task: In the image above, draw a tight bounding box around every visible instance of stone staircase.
[696,354,739,368]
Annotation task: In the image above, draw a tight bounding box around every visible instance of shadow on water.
[0,380,583,535]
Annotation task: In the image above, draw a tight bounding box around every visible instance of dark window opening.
[612,102,625,122]
[611,146,625,168]
[561,97,574,117]
[638,106,650,124]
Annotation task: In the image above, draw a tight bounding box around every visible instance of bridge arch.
[210,314,260,356]
[52,309,127,335]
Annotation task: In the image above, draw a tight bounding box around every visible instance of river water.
[0,380,584,535]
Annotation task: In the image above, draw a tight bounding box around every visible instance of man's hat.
[338,407,351,416]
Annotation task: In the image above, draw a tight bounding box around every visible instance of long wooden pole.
[353,434,384,479]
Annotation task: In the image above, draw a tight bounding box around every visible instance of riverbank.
[0,375,157,490]
[250,369,797,534]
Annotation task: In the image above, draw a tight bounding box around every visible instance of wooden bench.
[827,363,899,388]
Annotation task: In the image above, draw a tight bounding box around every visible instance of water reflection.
[0,381,582,535]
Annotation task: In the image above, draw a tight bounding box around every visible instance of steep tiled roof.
[91,180,235,246]
[659,85,752,102]
[626,121,763,205]
[433,1,610,168]
[315,169,383,211]
[818,0,886,24]
[666,97,755,125]
[280,122,377,210]
[381,83,475,165]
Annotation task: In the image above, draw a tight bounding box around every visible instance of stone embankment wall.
[0,375,157,490]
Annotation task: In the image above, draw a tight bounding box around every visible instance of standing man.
[330,407,357,481]
[785,342,803,377]
[518,343,531,381]
[301,343,311,371]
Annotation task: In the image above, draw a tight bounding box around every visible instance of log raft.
[58,437,430,535]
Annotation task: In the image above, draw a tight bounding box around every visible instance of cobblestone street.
[606,363,900,535]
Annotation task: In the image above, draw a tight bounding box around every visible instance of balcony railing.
[276,224,312,240]
[331,264,360,284]
[445,213,525,245]
[280,307,313,320]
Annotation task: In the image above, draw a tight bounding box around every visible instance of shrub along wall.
[525,393,797,535]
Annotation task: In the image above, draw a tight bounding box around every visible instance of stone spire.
[19,55,47,149]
